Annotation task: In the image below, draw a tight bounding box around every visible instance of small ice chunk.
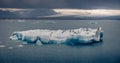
[17,44,23,47]
[45,21,56,24]
[8,47,13,49]
[0,45,5,48]
[36,40,42,45]
[18,20,25,22]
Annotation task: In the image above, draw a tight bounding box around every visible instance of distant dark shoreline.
[0,17,120,20]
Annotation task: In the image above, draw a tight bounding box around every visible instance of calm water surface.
[0,19,120,63]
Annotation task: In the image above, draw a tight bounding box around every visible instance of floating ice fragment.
[0,45,5,48]
[8,47,13,49]
[17,44,23,47]
[18,20,25,22]
[10,27,103,45]
[36,40,43,45]
[45,21,56,24]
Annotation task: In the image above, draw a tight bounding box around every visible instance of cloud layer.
[0,0,120,9]
[0,8,120,19]
[53,9,120,17]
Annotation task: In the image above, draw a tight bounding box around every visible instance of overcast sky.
[0,0,120,9]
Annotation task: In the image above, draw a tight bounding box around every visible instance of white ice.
[10,27,103,45]
[0,45,6,48]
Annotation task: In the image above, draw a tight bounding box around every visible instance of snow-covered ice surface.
[10,27,103,45]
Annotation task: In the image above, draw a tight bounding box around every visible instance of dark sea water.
[0,19,120,63]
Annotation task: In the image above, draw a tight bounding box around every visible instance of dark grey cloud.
[0,0,68,8]
[0,0,120,9]
[66,0,120,9]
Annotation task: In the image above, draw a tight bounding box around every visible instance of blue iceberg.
[10,27,103,45]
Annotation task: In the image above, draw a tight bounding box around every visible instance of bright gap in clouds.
[53,9,120,16]
[0,8,120,17]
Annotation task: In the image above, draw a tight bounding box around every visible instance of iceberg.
[10,27,103,45]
